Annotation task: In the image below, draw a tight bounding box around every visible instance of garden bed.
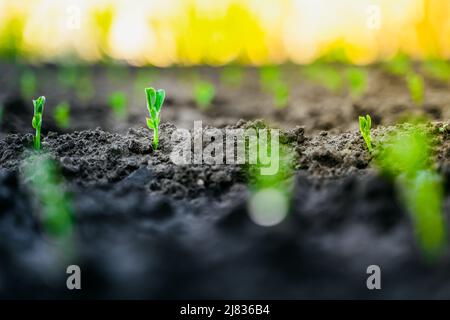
[0,64,450,299]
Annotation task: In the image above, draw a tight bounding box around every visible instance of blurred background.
[1,0,450,65]
[0,0,449,135]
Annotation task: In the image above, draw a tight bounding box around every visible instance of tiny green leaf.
[155,89,165,112]
[32,96,46,151]
[145,87,156,110]
[359,114,372,153]
[145,87,165,150]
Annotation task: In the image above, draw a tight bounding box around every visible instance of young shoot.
[406,72,425,106]
[32,96,45,151]
[145,87,165,150]
[194,80,216,110]
[53,101,70,129]
[358,114,372,153]
[108,91,128,119]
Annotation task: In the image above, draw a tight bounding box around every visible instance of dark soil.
[1,63,450,299]
[1,118,450,299]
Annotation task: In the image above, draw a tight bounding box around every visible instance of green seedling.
[359,114,372,153]
[194,80,216,110]
[375,125,446,258]
[422,59,450,82]
[303,63,343,93]
[53,101,70,129]
[21,69,37,99]
[23,154,73,238]
[221,65,243,86]
[346,67,368,98]
[32,96,45,151]
[145,87,165,150]
[108,91,128,119]
[406,72,425,106]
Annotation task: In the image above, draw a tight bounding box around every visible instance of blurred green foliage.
[76,72,95,104]
[58,65,79,90]
[246,132,294,226]
[106,64,130,85]
[406,72,425,106]
[400,170,446,257]
[259,65,280,91]
[375,125,446,258]
[346,67,368,98]
[259,66,289,109]
[23,155,73,238]
[0,16,25,60]
[108,91,128,119]
[422,59,450,82]
[53,101,71,129]
[134,68,159,96]
[376,125,432,176]
[383,54,426,106]
[20,69,36,99]
[248,140,293,192]
[303,63,343,93]
[273,81,289,109]
[194,80,216,110]
[383,54,412,76]
[221,65,244,86]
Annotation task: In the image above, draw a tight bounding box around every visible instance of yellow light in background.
[0,0,448,65]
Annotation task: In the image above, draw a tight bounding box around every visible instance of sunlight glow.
[0,0,448,65]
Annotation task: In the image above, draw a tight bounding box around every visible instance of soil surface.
[0,119,450,299]
[1,63,449,135]
[1,64,450,299]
